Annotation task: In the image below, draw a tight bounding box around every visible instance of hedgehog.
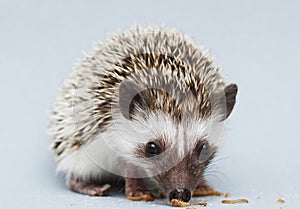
[48,26,238,203]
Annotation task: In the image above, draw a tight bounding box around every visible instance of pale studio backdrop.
[0,0,299,208]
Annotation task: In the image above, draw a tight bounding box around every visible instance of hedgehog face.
[128,111,217,202]
[118,80,237,201]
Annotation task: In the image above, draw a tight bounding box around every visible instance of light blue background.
[0,0,299,208]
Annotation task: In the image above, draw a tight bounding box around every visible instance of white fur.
[57,110,225,179]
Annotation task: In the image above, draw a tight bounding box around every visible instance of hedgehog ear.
[119,81,150,120]
[212,83,238,121]
[223,83,238,120]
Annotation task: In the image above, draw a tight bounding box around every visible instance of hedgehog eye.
[198,142,211,163]
[145,142,161,156]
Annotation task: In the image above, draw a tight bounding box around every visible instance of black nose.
[169,188,191,202]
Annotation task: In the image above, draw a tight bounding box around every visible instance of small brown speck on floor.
[277,198,285,204]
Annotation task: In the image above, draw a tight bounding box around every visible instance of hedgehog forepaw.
[125,177,154,201]
[67,174,111,196]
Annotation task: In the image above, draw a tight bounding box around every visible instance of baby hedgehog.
[49,26,238,203]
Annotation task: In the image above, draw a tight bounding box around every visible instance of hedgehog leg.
[67,174,111,196]
[125,177,153,199]
[192,179,215,197]
[195,179,214,191]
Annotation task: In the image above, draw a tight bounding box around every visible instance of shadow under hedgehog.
[48,26,238,203]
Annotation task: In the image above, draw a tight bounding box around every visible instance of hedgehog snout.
[169,188,191,202]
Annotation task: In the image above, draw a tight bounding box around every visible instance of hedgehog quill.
[49,26,238,203]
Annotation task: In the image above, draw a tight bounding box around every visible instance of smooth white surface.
[1,0,299,208]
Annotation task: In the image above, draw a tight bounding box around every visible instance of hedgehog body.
[49,26,237,201]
